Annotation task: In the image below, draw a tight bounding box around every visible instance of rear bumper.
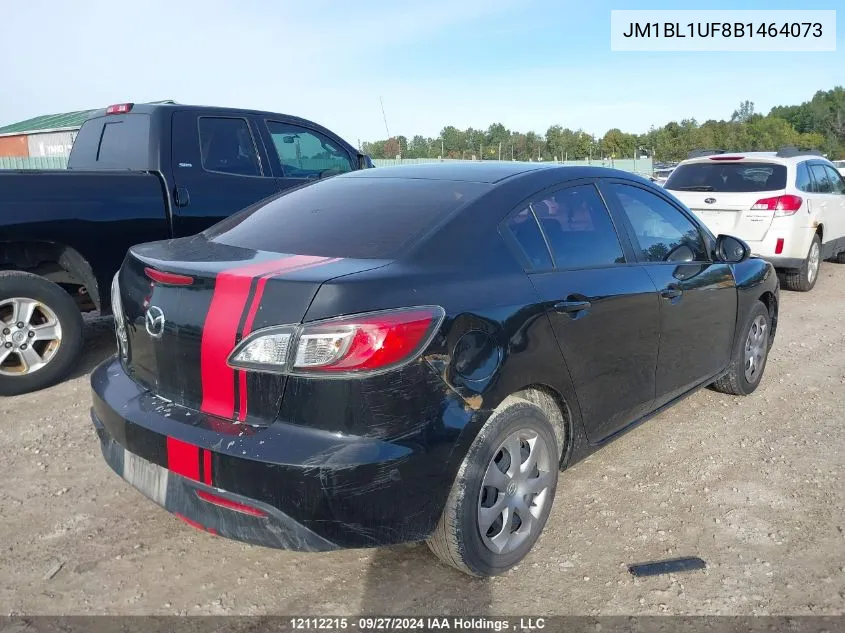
[93,415,337,551]
[746,225,816,270]
[90,356,456,549]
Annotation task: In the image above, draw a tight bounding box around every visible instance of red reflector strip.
[144,267,193,285]
[775,238,785,254]
[174,512,217,535]
[195,490,267,517]
[166,437,200,481]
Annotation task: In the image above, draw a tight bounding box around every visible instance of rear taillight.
[227,306,445,377]
[709,156,745,161]
[751,195,803,217]
[106,103,133,114]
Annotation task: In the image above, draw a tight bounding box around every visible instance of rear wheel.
[779,234,821,292]
[711,301,771,396]
[0,271,84,396]
[427,397,560,577]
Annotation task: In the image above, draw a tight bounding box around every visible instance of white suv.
[664,149,845,291]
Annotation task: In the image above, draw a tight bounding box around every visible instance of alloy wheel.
[0,297,63,376]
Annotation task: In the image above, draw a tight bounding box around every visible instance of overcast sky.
[1,0,842,144]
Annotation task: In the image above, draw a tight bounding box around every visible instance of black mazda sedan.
[91,163,779,577]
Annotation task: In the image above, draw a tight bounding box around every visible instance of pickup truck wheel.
[711,301,771,397]
[0,271,84,396]
[779,234,821,292]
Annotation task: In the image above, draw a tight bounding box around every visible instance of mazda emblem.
[704,197,716,204]
[145,306,165,339]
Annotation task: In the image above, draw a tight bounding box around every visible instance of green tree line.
[363,87,844,162]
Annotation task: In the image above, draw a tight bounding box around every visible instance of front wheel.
[0,271,84,397]
[711,301,772,396]
[427,397,560,577]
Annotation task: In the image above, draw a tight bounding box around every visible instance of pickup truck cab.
[0,102,372,395]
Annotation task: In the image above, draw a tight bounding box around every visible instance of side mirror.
[715,234,751,264]
[358,153,374,169]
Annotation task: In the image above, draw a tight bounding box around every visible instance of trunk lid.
[117,235,387,422]
[675,190,783,241]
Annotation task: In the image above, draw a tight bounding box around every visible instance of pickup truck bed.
[0,102,371,395]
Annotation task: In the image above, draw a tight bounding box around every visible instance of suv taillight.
[751,195,803,217]
[227,306,445,377]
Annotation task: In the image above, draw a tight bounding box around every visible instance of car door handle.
[174,186,190,207]
[661,286,683,299]
[554,300,592,314]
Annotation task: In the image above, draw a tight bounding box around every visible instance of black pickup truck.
[0,102,373,396]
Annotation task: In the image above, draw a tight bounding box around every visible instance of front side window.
[530,184,626,269]
[610,183,709,263]
[266,121,353,178]
[198,117,262,177]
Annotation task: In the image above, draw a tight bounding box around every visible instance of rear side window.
[530,184,626,269]
[809,164,833,193]
[503,207,553,270]
[796,162,813,192]
[198,117,262,177]
[665,162,787,192]
[206,176,489,259]
[823,165,845,195]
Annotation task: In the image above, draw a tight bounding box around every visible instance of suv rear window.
[205,176,490,259]
[665,162,787,193]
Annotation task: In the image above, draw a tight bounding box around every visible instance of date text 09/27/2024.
[622,22,823,39]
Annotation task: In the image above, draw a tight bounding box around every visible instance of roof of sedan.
[344,162,645,184]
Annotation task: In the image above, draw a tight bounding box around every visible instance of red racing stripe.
[200,255,339,420]
[166,437,200,481]
[202,449,212,486]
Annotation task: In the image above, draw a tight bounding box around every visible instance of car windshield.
[665,162,787,192]
[203,176,490,259]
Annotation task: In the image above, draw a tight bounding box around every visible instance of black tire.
[427,396,560,577]
[711,301,771,396]
[779,234,821,292]
[0,271,84,397]
[829,250,845,264]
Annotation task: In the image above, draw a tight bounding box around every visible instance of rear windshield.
[204,176,490,259]
[67,114,151,170]
[665,162,787,192]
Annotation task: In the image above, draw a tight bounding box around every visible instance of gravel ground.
[0,263,843,617]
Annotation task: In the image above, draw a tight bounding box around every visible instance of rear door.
[170,111,279,237]
[505,181,660,442]
[601,181,738,406]
[256,119,355,193]
[665,160,788,241]
[814,164,845,252]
